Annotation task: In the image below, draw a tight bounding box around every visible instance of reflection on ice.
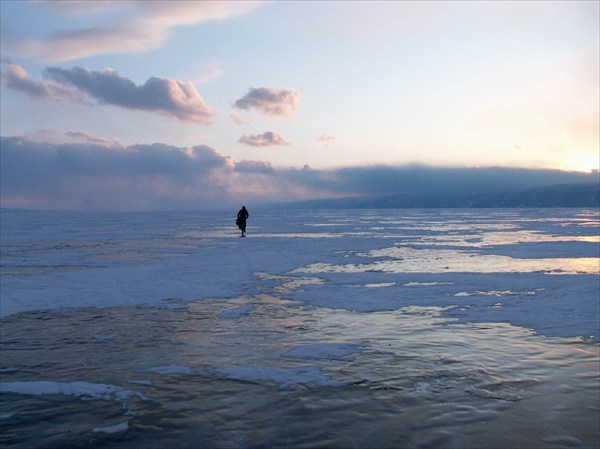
[295,246,598,275]
[454,289,540,297]
[1,293,598,448]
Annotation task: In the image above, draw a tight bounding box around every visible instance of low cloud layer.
[234,87,301,117]
[1,62,215,123]
[238,132,289,147]
[1,135,596,211]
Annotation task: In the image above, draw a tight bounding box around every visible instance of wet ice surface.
[1,208,599,448]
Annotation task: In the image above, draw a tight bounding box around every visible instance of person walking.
[236,206,249,237]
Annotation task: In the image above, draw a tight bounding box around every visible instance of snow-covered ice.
[1,208,598,338]
[1,208,598,448]
[92,422,129,434]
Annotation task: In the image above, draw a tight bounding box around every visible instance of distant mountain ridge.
[271,183,600,209]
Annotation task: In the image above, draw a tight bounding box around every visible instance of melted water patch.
[1,298,598,449]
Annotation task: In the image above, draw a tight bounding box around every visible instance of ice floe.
[92,421,129,434]
[0,381,148,401]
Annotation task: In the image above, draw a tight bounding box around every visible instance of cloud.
[8,2,261,62]
[64,131,123,146]
[0,136,234,210]
[2,62,215,123]
[0,60,49,99]
[316,134,335,144]
[234,87,301,117]
[2,135,596,211]
[235,160,275,174]
[39,66,216,123]
[0,60,82,101]
[238,132,290,147]
[229,113,250,126]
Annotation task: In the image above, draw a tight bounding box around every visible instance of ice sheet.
[1,209,598,339]
[138,363,345,389]
[283,343,363,360]
[219,305,255,319]
[214,366,346,389]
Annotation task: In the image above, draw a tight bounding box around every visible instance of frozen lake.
[1,208,599,448]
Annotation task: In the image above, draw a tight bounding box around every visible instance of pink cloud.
[234,87,300,117]
[229,113,250,126]
[0,60,49,98]
[8,2,261,62]
[316,134,335,144]
[2,63,216,124]
[238,131,290,147]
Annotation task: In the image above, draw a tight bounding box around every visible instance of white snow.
[1,209,598,339]
[219,304,255,319]
[0,381,148,401]
[92,421,129,434]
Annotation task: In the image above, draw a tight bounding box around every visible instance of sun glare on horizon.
[549,155,600,174]
[564,155,600,174]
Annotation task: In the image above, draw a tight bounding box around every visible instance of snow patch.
[92,421,129,434]
[0,381,147,401]
[219,305,255,319]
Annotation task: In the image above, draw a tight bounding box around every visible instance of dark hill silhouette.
[270,183,599,209]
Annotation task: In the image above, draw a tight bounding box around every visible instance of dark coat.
[236,207,249,230]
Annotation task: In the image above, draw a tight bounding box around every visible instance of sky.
[0,0,598,210]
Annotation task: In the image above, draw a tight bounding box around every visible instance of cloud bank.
[7,2,261,62]
[238,132,289,147]
[234,87,301,117]
[1,135,596,211]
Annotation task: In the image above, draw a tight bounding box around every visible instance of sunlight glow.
[550,155,600,174]
[572,155,600,174]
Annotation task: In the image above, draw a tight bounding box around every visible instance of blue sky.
[1,1,598,210]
